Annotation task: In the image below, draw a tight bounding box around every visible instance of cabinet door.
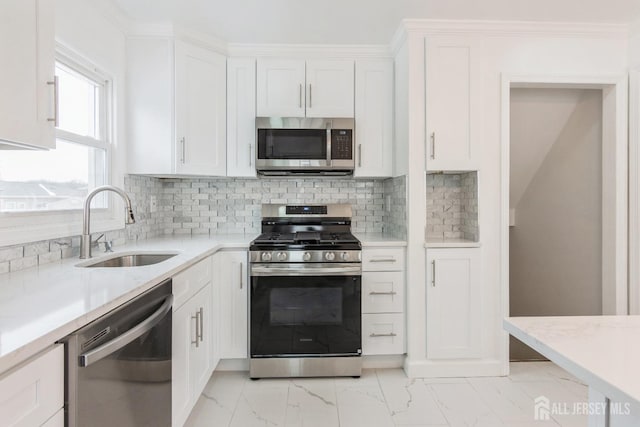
[218,251,248,359]
[0,0,55,149]
[354,59,393,177]
[305,59,354,118]
[227,57,257,177]
[0,345,63,427]
[190,284,212,400]
[425,36,480,171]
[172,297,196,427]
[426,248,481,359]
[256,59,305,117]
[175,41,227,176]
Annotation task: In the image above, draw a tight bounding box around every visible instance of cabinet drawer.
[0,345,63,427]
[362,248,404,271]
[362,271,404,313]
[173,257,212,309]
[362,314,405,355]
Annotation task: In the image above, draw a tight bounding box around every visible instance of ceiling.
[111,0,640,45]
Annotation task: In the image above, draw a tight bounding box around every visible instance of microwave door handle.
[326,122,332,167]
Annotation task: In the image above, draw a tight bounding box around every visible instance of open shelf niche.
[425,171,479,247]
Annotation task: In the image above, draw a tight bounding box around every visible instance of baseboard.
[362,355,405,369]
[216,358,249,371]
[404,358,506,378]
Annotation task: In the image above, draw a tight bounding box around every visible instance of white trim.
[629,71,640,315]
[500,73,629,369]
[227,43,392,59]
[391,19,629,57]
[400,19,629,38]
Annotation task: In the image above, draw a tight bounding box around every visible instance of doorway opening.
[501,77,628,363]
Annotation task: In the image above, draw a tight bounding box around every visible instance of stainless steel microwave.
[255,117,355,176]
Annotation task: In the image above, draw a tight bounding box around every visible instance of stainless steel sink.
[78,252,178,268]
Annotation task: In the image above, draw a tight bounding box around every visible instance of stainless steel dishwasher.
[61,279,173,427]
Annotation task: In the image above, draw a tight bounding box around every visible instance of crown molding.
[227,43,392,59]
[402,19,629,38]
[390,18,630,57]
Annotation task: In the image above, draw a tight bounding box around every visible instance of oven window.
[270,287,342,325]
[258,129,327,159]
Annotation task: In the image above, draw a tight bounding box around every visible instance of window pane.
[56,63,101,138]
[0,140,106,212]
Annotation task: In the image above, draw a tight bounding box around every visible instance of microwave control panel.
[331,129,353,160]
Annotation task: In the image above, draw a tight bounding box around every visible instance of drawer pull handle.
[198,307,204,343]
[370,333,397,338]
[369,259,396,263]
[369,291,397,296]
[191,312,199,348]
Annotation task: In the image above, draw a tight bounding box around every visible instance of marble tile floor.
[185,361,589,427]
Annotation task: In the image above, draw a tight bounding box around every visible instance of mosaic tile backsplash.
[0,175,407,273]
[426,172,479,241]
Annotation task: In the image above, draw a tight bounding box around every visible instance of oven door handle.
[251,264,362,277]
[78,294,173,368]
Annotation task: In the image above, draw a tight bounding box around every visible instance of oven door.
[250,264,361,357]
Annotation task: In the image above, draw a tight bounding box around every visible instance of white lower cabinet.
[172,259,214,427]
[361,246,406,356]
[426,248,481,359]
[217,251,248,359]
[362,313,405,355]
[0,345,63,427]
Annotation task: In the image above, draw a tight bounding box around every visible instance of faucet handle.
[92,234,105,248]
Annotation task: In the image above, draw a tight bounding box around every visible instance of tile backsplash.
[0,175,406,273]
[426,172,478,241]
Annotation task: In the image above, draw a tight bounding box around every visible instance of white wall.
[399,24,629,376]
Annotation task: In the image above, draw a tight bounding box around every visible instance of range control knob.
[325,252,336,261]
[302,252,312,261]
[261,252,272,262]
[277,252,287,261]
[341,252,349,261]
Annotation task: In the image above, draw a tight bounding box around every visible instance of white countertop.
[424,238,480,248]
[354,233,407,247]
[504,316,640,407]
[0,234,254,373]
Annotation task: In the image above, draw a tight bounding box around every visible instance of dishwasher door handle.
[78,294,173,368]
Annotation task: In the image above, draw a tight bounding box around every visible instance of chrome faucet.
[80,185,136,259]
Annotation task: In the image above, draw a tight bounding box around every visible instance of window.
[0,57,110,213]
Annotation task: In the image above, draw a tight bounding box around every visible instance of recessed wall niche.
[425,171,479,243]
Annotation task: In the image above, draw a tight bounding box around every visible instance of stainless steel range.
[249,204,362,378]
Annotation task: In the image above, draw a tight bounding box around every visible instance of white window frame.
[0,46,122,247]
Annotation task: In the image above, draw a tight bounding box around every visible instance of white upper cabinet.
[256,58,354,118]
[0,0,56,150]
[256,59,306,117]
[426,248,481,359]
[175,41,227,176]
[305,59,354,118]
[425,36,481,171]
[227,57,257,177]
[354,59,393,177]
[127,37,226,176]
